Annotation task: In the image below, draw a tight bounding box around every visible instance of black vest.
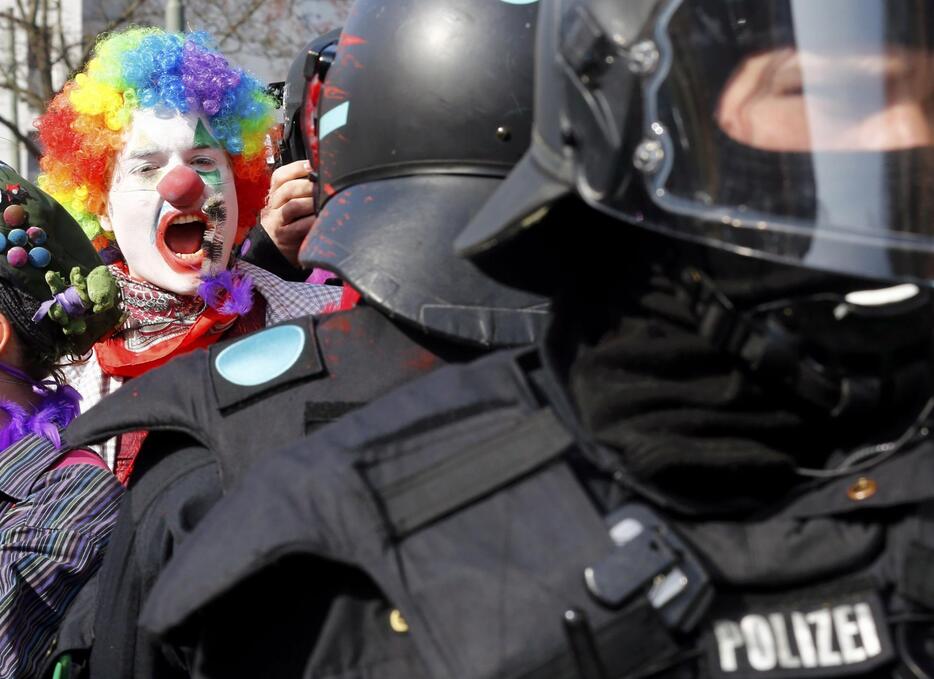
[49,305,486,679]
[141,347,934,679]
[65,305,483,489]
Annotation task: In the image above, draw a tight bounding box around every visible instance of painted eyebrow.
[125,148,163,160]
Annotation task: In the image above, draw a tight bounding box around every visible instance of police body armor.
[143,345,934,679]
[64,305,482,490]
[46,305,484,678]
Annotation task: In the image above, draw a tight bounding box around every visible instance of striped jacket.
[0,435,123,678]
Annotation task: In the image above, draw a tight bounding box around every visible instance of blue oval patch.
[214,324,306,387]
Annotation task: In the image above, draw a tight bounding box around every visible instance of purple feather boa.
[197,270,255,316]
[0,363,82,449]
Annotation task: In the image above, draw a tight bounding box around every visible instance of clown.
[36,29,341,473]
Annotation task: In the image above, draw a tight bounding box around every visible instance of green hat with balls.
[0,162,121,355]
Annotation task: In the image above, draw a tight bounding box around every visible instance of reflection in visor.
[616,0,934,285]
[717,46,934,152]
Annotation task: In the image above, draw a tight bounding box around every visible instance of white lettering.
[768,613,801,668]
[854,603,882,658]
[791,612,818,668]
[715,600,884,673]
[715,620,744,672]
[741,615,777,671]
[806,609,842,667]
[833,605,866,664]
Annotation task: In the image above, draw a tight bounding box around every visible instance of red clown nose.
[157,166,205,208]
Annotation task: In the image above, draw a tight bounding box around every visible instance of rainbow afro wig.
[36,28,275,254]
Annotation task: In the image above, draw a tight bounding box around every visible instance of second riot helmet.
[298,0,550,347]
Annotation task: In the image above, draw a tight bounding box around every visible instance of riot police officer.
[141,0,934,677]
[49,1,547,677]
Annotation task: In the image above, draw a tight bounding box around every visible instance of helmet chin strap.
[676,267,933,420]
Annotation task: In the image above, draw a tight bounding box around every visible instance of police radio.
[584,504,713,631]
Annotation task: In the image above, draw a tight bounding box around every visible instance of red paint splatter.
[364,195,375,204]
[330,315,353,334]
[309,79,322,108]
[339,34,367,47]
[324,85,349,101]
[324,184,336,196]
[341,53,365,71]
[405,349,440,373]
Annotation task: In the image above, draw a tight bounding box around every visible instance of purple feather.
[0,362,84,449]
[28,408,63,449]
[198,270,255,316]
[0,400,28,450]
[31,384,83,447]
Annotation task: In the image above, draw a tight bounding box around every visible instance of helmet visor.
[612,0,934,283]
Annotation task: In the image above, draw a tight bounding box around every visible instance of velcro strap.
[374,407,573,538]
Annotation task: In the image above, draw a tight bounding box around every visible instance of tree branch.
[215,0,266,46]
[0,113,41,159]
[55,0,75,74]
[0,75,47,110]
[72,0,150,74]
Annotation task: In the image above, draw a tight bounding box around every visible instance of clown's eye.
[192,157,218,171]
[132,163,159,176]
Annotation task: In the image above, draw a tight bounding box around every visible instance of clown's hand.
[86,266,118,313]
[260,160,317,268]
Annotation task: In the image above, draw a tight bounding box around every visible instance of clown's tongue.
[164,219,207,255]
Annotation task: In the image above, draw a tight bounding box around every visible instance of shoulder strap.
[63,349,215,451]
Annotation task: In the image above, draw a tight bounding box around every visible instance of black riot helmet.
[461,0,934,288]
[278,30,342,168]
[296,0,550,348]
[460,0,934,422]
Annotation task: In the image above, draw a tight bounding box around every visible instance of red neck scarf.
[96,264,240,378]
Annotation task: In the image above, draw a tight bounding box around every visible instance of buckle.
[584,503,712,632]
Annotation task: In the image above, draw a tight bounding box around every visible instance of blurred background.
[0,0,351,178]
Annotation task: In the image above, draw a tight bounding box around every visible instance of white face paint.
[104,109,239,296]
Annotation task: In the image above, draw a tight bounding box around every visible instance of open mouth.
[157,212,210,271]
